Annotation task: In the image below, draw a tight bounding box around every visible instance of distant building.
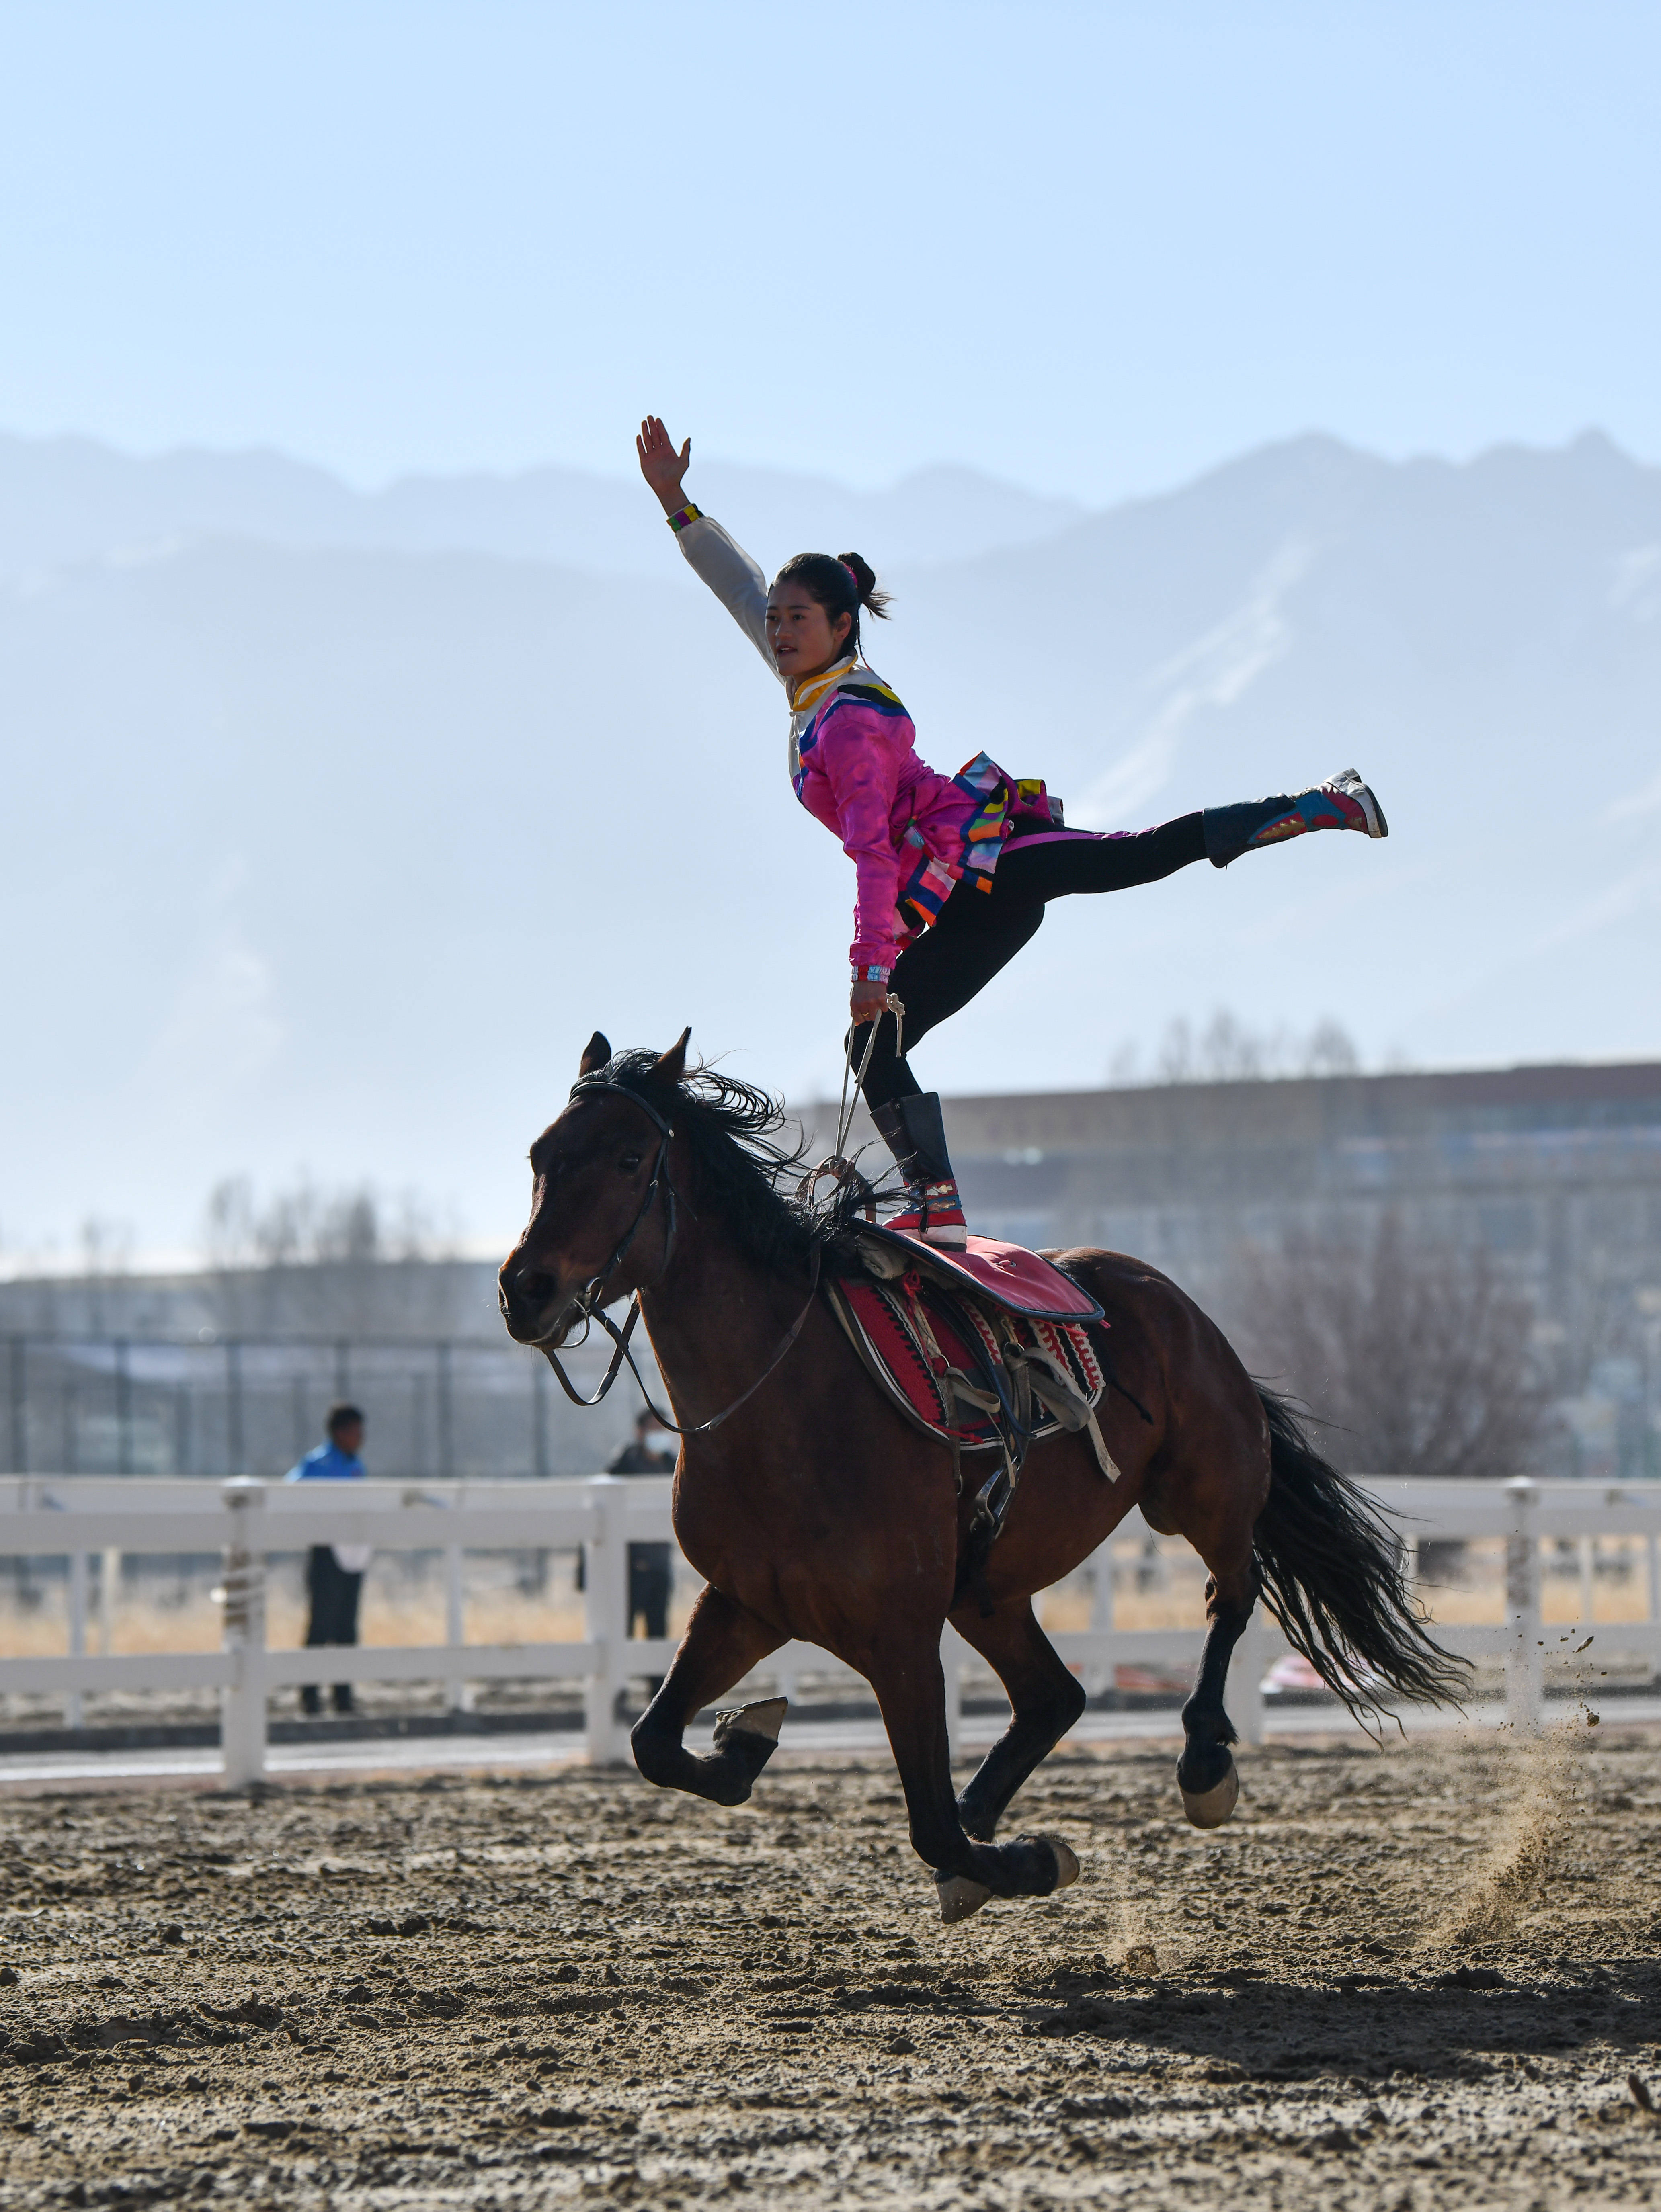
[922,1062,1661,1338]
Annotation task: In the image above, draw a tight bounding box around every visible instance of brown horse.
[498,1031,1465,1922]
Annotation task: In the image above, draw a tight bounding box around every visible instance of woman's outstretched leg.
[990,769,1386,898]
[848,774,1386,1241]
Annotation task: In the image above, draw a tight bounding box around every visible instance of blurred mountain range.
[0,434,1083,579]
[2,426,1658,1255]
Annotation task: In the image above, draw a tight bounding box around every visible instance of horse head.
[498,1026,690,1350]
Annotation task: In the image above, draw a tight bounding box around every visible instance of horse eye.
[620,1152,643,1173]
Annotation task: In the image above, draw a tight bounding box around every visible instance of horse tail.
[1251,1385,1471,1724]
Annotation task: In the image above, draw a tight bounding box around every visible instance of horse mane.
[586,1049,872,1276]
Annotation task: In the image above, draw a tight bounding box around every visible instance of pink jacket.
[671,507,1005,973]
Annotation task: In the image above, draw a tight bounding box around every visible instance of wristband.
[854,965,891,984]
[666,502,704,533]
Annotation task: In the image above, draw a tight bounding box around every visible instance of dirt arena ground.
[2,1724,1659,2210]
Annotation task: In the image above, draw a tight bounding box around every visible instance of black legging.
[852,814,1208,1111]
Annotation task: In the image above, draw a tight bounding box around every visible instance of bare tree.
[1234,1211,1548,1476]
[1111,1010,1363,1088]
[203,1177,445,1270]
[78,1215,135,1278]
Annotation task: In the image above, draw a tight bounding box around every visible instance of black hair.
[326,1402,365,1436]
[772,549,891,660]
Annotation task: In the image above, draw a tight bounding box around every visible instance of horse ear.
[578,1030,612,1077]
[652,1026,692,1086]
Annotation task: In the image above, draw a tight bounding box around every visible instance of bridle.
[523,1075,820,1438]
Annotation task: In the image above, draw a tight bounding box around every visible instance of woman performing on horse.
[638,415,1388,1246]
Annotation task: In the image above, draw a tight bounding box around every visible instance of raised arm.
[637,414,775,677]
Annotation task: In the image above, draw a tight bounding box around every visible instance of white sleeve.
[673,514,779,684]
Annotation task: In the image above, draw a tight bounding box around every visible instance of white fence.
[1,1475,1659,1785]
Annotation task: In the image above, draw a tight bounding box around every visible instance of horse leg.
[948,1598,1086,1842]
[867,1632,1081,1923]
[630,1581,788,1807]
[1175,1550,1258,1829]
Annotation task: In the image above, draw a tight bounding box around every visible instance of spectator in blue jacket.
[285,1403,369,1717]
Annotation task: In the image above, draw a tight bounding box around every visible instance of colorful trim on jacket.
[665,503,705,533]
[894,753,1019,930]
[953,752,1015,883]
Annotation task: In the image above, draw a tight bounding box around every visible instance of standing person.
[285,1403,371,1717]
[606,1410,676,1651]
[637,415,1389,1247]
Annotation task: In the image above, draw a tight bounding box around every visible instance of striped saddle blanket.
[826,1252,1117,1482]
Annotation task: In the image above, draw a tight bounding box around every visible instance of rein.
[836,995,903,1160]
[531,1076,822,1439]
[798,995,905,1216]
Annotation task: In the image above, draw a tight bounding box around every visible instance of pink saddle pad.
[859,1226,1103,1323]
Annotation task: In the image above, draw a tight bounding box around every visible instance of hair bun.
[838,551,877,605]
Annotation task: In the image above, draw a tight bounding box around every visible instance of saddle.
[825,1228,1120,1560]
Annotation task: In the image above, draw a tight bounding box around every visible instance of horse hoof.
[1179,1759,1239,1829]
[937,1874,995,1924]
[705,1699,789,1803]
[1040,1835,1080,1891]
[712,1696,787,1749]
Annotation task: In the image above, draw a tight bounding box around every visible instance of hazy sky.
[2,1,1658,502]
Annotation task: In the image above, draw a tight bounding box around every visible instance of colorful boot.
[1204,768,1388,868]
[870,1092,970,1249]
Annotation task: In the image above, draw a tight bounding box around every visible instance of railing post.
[225,1342,245,1476]
[436,1342,455,1480]
[1504,1477,1542,1733]
[99,1546,119,1653]
[445,1542,471,1713]
[9,1336,27,1473]
[582,1476,630,1766]
[220,1478,268,1788]
[114,1341,132,1476]
[66,1549,88,1729]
